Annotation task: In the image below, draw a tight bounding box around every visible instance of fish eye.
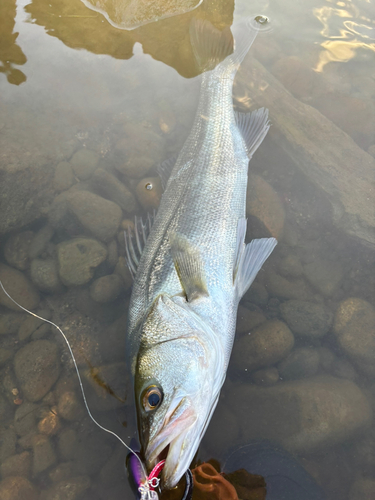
[143,386,163,412]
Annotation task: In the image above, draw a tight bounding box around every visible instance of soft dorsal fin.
[234,218,277,299]
[124,213,155,278]
[235,108,270,159]
[169,233,208,302]
[157,157,176,190]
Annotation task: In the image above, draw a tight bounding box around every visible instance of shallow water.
[0,0,374,499]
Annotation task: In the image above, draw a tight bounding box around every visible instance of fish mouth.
[145,397,198,489]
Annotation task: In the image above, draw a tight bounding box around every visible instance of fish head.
[134,294,224,489]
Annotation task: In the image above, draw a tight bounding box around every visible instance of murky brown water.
[0,1,374,499]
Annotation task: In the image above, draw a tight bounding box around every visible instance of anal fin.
[170,233,208,302]
[235,108,270,159]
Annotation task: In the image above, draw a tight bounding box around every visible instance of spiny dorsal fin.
[189,19,234,72]
[233,217,277,298]
[169,233,208,302]
[124,212,155,278]
[157,157,176,190]
[235,108,270,159]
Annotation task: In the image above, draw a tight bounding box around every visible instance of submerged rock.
[0,451,32,479]
[32,434,57,475]
[280,300,332,338]
[92,168,138,213]
[53,161,75,192]
[0,476,38,500]
[4,231,34,270]
[230,376,372,454]
[236,304,266,334]
[67,190,122,242]
[303,258,344,297]
[14,340,60,402]
[0,263,40,311]
[251,367,280,386]
[265,272,312,301]
[57,237,107,286]
[89,274,124,303]
[0,313,24,336]
[30,258,63,293]
[42,475,91,500]
[28,224,55,260]
[278,347,320,380]
[231,320,294,374]
[333,297,375,377]
[70,148,99,180]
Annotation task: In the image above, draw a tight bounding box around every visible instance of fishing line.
[0,279,148,480]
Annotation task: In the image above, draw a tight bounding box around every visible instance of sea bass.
[126,16,277,489]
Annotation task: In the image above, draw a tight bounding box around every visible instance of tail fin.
[190,15,271,74]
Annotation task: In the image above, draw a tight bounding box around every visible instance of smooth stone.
[349,477,375,500]
[28,225,55,259]
[67,191,122,242]
[330,358,357,381]
[38,409,61,435]
[251,367,280,386]
[14,402,39,436]
[278,254,303,278]
[0,263,40,311]
[30,258,63,293]
[246,173,285,239]
[333,297,375,377]
[0,394,13,424]
[114,126,166,178]
[0,451,32,479]
[236,304,267,334]
[231,320,294,374]
[303,258,343,297]
[49,462,74,483]
[106,239,118,269]
[229,376,372,454]
[42,476,91,500]
[89,274,123,303]
[135,176,163,210]
[70,149,99,180]
[4,231,34,270]
[113,256,133,292]
[53,161,75,191]
[0,348,13,368]
[0,476,38,500]
[57,392,85,422]
[317,346,336,371]
[32,434,57,475]
[278,347,320,380]
[0,428,17,461]
[18,311,51,342]
[92,168,137,213]
[58,428,77,461]
[14,340,60,402]
[265,272,312,301]
[242,282,269,306]
[280,300,333,338]
[57,237,107,286]
[0,313,24,336]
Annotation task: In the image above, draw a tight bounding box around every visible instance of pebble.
[0,348,14,368]
[0,476,38,500]
[0,451,32,478]
[30,258,63,293]
[106,239,118,269]
[70,148,99,180]
[114,125,166,178]
[114,256,133,291]
[4,231,34,270]
[250,367,279,386]
[303,258,344,297]
[32,434,57,475]
[0,428,17,461]
[236,304,266,334]
[0,313,24,336]
[38,408,61,435]
[14,402,38,436]
[58,428,77,460]
[230,376,372,454]
[280,300,332,338]
[67,190,122,242]
[242,282,269,306]
[53,161,75,191]
[278,347,320,380]
[89,274,124,303]
[333,297,375,377]
[0,394,13,424]
[265,272,312,301]
[231,319,294,374]
[92,168,138,213]
[57,392,85,422]
[14,340,60,402]
[57,237,107,286]
[135,176,163,210]
[42,475,91,500]
[246,173,285,239]
[49,462,74,483]
[18,311,51,342]
[278,254,303,278]
[0,263,40,311]
[330,358,357,381]
[28,225,55,260]
[317,346,335,371]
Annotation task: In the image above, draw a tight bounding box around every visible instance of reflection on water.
[0,0,374,499]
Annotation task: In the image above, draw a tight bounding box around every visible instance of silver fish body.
[126,16,276,489]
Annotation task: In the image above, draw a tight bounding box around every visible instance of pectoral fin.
[169,233,208,302]
[234,218,277,298]
[235,108,270,159]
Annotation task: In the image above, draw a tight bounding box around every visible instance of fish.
[125,15,277,490]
